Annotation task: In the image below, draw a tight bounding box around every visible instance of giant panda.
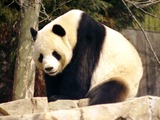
[30,9,143,105]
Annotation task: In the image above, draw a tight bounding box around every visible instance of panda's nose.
[45,67,53,72]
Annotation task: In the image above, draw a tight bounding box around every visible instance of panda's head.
[30,24,72,76]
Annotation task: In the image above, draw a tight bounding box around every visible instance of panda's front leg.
[44,74,71,102]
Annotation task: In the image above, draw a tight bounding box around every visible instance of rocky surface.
[0,97,48,116]
[0,96,160,120]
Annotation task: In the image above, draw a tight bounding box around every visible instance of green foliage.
[0,0,19,25]
[132,3,160,32]
[40,0,110,28]
[0,0,19,103]
[41,0,160,31]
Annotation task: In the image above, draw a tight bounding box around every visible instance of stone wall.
[0,96,160,120]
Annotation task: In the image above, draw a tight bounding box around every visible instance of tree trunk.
[13,0,41,100]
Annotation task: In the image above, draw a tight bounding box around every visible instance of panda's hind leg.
[86,80,129,105]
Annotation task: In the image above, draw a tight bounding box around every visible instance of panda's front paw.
[48,95,69,102]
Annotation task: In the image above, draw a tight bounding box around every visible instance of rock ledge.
[0,96,160,120]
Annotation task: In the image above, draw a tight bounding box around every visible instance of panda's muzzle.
[43,56,60,75]
[44,67,57,75]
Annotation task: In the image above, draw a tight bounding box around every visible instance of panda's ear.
[30,27,37,41]
[52,24,66,37]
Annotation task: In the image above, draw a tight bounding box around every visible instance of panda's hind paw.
[48,95,59,102]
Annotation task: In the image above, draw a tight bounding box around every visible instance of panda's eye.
[52,51,61,60]
[38,53,43,63]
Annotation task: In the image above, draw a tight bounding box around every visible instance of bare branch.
[138,8,160,19]
[125,0,160,8]
[39,2,51,22]
[39,0,72,23]
[125,0,160,18]
[50,0,72,14]
[122,0,160,65]
[0,0,14,9]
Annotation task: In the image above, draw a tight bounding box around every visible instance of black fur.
[86,80,128,105]
[45,12,106,102]
[52,24,66,37]
[30,27,37,41]
[52,51,61,60]
[38,54,43,63]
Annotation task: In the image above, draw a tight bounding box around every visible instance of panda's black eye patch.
[52,51,61,60]
[38,53,43,63]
